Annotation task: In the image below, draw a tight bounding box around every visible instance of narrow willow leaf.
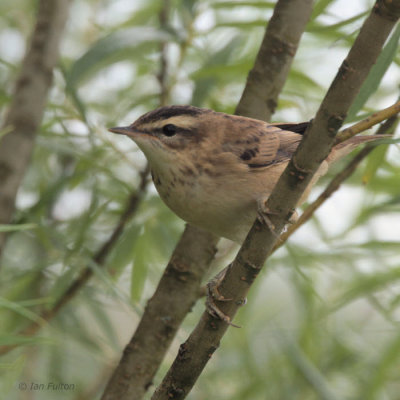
[284,339,339,400]
[311,0,336,19]
[308,11,367,33]
[108,223,140,275]
[131,229,150,301]
[331,266,400,312]
[289,69,322,91]
[192,35,244,105]
[85,299,120,349]
[213,1,275,8]
[357,241,400,252]
[0,125,13,139]
[361,333,400,399]
[190,62,253,80]
[340,196,399,234]
[66,27,172,88]
[347,23,400,120]
[0,223,37,232]
[362,145,389,184]
[216,20,267,28]
[121,0,162,27]
[0,297,45,324]
[59,310,102,352]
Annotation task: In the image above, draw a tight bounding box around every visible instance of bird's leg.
[258,199,298,232]
[257,199,278,235]
[207,266,231,302]
[206,264,241,328]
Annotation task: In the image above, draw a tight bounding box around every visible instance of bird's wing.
[270,121,309,135]
[231,124,303,169]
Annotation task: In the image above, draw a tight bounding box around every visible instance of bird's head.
[109,105,216,167]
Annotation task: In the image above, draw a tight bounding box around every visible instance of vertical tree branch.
[157,0,170,107]
[101,225,218,400]
[151,2,400,399]
[235,0,313,120]
[0,0,72,257]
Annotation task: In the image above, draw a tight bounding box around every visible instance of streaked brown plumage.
[110,105,385,243]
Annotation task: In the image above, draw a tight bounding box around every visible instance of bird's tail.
[327,135,392,164]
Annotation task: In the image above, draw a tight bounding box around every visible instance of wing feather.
[232,124,303,169]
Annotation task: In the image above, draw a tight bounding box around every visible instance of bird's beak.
[108,126,137,137]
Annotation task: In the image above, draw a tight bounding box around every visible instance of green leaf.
[216,20,267,28]
[308,11,367,33]
[361,333,400,399]
[0,125,13,139]
[85,298,120,349]
[0,354,25,396]
[330,266,400,312]
[289,69,322,91]
[213,1,275,8]
[190,61,252,80]
[347,23,400,120]
[192,35,244,105]
[107,222,141,275]
[0,297,46,324]
[0,335,53,347]
[130,231,149,302]
[120,0,162,27]
[0,223,37,232]
[284,339,339,400]
[66,27,173,88]
[311,0,336,19]
[362,144,389,184]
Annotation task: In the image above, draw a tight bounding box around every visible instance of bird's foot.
[257,200,278,235]
[206,265,242,328]
[257,201,298,232]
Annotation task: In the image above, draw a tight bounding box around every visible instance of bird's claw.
[257,201,298,233]
[206,266,242,328]
[257,201,278,235]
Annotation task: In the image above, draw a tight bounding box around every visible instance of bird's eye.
[162,124,177,137]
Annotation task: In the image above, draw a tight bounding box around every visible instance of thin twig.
[336,100,400,143]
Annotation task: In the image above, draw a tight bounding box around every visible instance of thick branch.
[157,0,170,107]
[101,225,218,400]
[0,0,72,256]
[235,0,313,121]
[152,2,400,399]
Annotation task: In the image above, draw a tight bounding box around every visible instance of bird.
[109,105,387,243]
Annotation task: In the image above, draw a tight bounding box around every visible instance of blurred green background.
[1,0,400,399]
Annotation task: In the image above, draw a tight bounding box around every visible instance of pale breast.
[151,160,282,242]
